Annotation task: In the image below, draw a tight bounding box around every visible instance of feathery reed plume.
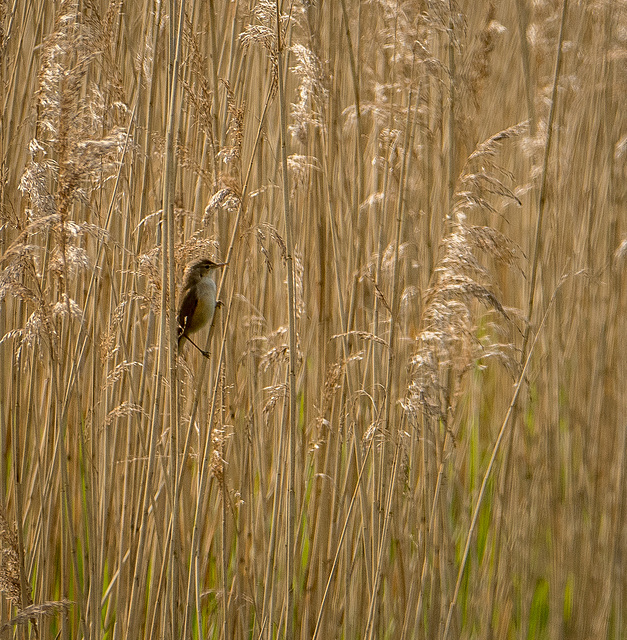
[203,81,244,231]
[406,123,526,422]
[462,6,506,109]
[0,510,22,606]
[2,0,127,356]
[240,0,291,97]
[0,600,72,634]
[218,80,244,177]
[181,13,216,158]
[289,44,328,145]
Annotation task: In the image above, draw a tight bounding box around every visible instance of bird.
[177,258,226,357]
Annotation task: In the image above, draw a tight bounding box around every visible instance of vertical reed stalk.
[274,1,298,636]
[162,0,187,635]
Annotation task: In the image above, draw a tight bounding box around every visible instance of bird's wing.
[177,288,198,338]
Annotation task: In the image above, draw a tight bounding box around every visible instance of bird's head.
[183,258,227,288]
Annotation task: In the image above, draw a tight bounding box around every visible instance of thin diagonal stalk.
[383,68,416,435]
[181,285,235,639]
[523,0,568,357]
[488,3,569,634]
[311,431,376,640]
[447,1,456,218]
[443,280,566,640]
[176,81,275,519]
[338,0,365,337]
[364,427,403,640]
[259,372,289,639]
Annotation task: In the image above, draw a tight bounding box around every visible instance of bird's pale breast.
[186,278,217,334]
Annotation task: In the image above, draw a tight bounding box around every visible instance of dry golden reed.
[0,1,624,639]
